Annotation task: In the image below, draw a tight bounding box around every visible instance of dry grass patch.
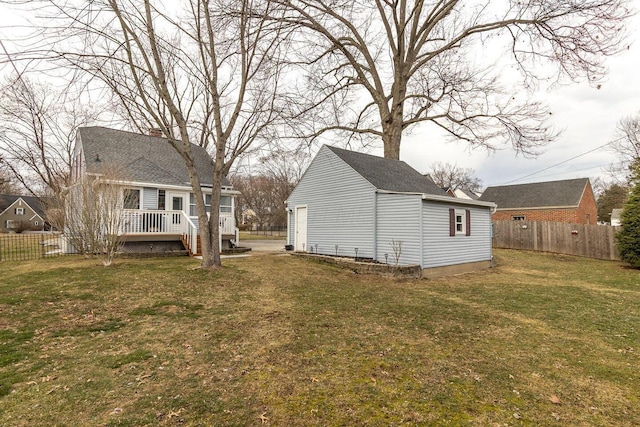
[0,250,639,425]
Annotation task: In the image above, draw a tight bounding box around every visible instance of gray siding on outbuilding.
[287,146,376,258]
[375,193,422,266]
[286,144,495,271]
[421,202,492,268]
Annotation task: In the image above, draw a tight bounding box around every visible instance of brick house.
[479,178,597,224]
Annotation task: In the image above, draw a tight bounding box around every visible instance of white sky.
[1,2,639,189]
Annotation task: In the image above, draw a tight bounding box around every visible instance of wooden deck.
[120,210,238,255]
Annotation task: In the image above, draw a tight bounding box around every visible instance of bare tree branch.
[268,0,632,159]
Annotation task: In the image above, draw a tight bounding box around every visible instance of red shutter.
[466,209,471,236]
[449,208,455,236]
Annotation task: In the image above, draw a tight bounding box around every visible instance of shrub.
[616,162,640,267]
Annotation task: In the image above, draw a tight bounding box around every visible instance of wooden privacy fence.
[492,220,620,261]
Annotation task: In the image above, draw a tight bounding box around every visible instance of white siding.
[287,210,295,246]
[375,193,422,266]
[422,202,492,268]
[287,146,376,258]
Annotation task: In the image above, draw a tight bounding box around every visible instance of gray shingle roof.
[78,127,230,187]
[327,146,446,195]
[479,178,590,209]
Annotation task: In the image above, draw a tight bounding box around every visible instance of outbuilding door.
[295,206,307,251]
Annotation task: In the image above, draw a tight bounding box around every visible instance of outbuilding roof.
[326,146,445,195]
[78,127,230,188]
[479,178,590,209]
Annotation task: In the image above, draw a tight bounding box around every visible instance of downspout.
[373,191,377,261]
[285,201,291,245]
[419,194,424,268]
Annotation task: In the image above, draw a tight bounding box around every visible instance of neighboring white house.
[611,208,622,226]
[443,186,481,200]
[69,126,239,255]
[286,145,497,278]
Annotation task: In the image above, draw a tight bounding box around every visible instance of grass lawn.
[1,249,639,426]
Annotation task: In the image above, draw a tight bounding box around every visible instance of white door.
[295,206,307,251]
[167,192,186,233]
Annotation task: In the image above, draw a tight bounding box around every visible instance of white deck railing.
[120,210,190,235]
[120,210,237,248]
[219,214,235,235]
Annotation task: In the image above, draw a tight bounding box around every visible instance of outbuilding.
[286,145,496,278]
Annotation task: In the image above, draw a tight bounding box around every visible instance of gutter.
[493,205,578,211]
[88,175,240,194]
[374,189,496,209]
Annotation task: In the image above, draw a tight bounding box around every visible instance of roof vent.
[95,154,101,162]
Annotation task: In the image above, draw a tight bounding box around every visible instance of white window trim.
[5,219,20,229]
[454,209,466,235]
[123,187,142,210]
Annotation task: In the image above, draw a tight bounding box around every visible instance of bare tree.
[0,75,91,196]
[232,146,308,229]
[271,0,631,159]
[231,174,294,229]
[0,163,21,194]
[23,0,297,269]
[427,161,482,193]
[607,113,640,182]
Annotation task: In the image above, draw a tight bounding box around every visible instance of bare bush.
[60,163,128,266]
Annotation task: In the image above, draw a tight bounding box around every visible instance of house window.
[5,220,20,229]
[158,190,166,210]
[220,196,232,214]
[172,196,183,211]
[456,212,464,233]
[189,193,196,216]
[123,189,140,209]
[188,193,212,216]
[34,221,39,226]
[205,194,212,214]
[449,208,471,236]
[15,207,25,215]
[512,216,525,221]
[189,193,230,215]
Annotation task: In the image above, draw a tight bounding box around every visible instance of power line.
[501,138,624,185]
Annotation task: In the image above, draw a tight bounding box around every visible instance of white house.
[611,208,622,226]
[286,145,497,278]
[69,127,239,255]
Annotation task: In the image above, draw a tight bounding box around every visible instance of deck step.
[181,234,201,256]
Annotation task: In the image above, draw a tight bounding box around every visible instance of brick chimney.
[149,128,162,137]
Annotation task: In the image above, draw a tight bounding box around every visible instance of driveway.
[240,239,287,253]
